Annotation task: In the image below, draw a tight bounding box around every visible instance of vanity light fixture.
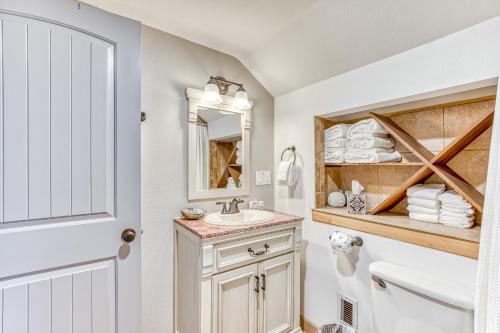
[202,76,251,109]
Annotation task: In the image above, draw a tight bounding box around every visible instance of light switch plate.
[256,170,271,185]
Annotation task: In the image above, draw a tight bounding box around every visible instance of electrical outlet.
[256,170,271,185]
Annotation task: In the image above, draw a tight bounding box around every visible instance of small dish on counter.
[181,208,206,220]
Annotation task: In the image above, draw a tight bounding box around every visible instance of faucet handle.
[216,201,228,214]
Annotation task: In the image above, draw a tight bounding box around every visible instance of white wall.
[207,114,241,140]
[274,16,500,332]
[141,26,274,333]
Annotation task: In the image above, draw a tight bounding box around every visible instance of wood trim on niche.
[312,210,479,258]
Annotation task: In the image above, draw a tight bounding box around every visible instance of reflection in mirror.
[196,107,243,191]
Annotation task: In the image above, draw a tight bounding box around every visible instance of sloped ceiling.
[83,0,500,96]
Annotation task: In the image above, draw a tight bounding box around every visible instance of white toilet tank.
[369,261,474,333]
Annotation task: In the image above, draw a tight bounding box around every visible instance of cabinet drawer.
[214,229,294,272]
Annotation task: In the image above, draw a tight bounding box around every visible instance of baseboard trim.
[300,314,319,333]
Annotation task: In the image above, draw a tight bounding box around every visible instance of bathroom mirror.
[186,88,252,200]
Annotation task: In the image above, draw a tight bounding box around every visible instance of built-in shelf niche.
[314,95,496,258]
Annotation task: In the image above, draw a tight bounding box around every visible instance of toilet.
[369,261,474,333]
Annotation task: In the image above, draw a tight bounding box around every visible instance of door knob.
[121,229,137,243]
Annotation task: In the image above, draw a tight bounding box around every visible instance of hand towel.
[325,137,348,148]
[277,160,292,182]
[325,124,350,140]
[347,119,389,138]
[325,148,345,163]
[407,197,440,209]
[406,184,446,200]
[277,161,298,186]
[346,134,395,150]
[407,204,439,215]
[344,150,401,164]
[409,212,439,223]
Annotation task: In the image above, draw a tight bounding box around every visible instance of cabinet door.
[259,253,294,333]
[212,263,259,333]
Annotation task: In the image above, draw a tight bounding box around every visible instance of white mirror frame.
[186,87,253,201]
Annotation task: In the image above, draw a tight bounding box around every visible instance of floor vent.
[337,292,358,329]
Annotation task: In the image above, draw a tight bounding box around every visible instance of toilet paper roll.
[329,231,354,254]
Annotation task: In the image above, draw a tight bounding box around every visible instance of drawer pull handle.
[248,244,270,257]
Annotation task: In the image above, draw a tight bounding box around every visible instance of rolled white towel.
[236,149,242,158]
[235,157,242,165]
[407,184,445,200]
[347,119,389,138]
[236,141,242,149]
[325,137,348,148]
[325,124,350,140]
[346,134,395,150]
[344,150,401,164]
[407,197,440,209]
[325,148,345,163]
[409,212,439,223]
[407,204,440,215]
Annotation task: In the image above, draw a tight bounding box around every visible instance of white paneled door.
[0,0,141,332]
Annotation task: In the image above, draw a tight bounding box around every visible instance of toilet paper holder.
[328,233,363,247]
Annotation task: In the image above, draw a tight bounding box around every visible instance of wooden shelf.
[312,207,480,258]
[325,162,424,167]
[370,110,493,215]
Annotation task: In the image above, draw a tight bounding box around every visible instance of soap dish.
[181,208,206,220]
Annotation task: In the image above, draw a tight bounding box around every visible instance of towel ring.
[281,146,296,165]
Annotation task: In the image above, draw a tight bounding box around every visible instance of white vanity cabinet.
[174,219,302,333]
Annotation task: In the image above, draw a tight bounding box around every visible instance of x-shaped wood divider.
[369,110,494,215]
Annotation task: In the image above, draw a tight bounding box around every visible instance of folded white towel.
[440,211,475,221]
[346,134,395,150]
[344,150,401,164]
[407,204,440,215]
[441,201,473,210]
[437,190,470,205]
[325,137,348,148]
[439,215,474,228]
[407,184,446,200]
[325,124,350,140]
[441,206,475,216]
[409,212,439,223]
[235,157,242,165]
[325,148,345,163]
[407,197,440,209]
[347,119,389,138]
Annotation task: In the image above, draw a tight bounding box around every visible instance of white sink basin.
[204,209,275,226]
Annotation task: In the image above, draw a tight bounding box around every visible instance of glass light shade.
[233,90,251,109]
[202,83,223,104]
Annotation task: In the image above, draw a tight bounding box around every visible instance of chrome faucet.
[216,198,244,214]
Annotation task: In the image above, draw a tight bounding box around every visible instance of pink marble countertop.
[174,210,304,239]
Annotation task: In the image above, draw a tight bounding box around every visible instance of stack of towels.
[235,141,242,165]
[344,119,402,164]
[438,191,475,228]
[406,184,445,223]
[324,124,350,163]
